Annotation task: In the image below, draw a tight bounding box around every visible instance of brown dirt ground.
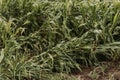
[72,62,120,80]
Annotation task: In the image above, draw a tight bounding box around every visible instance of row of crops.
[0,0,120,79]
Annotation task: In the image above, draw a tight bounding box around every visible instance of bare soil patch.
[73,62,120,80]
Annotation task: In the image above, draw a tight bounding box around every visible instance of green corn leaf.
[0,49,4,63]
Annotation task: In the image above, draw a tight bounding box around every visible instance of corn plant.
[0,0,120,80]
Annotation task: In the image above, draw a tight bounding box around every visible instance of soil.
[73,62,120,80]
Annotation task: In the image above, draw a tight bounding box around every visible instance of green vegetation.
[0,0,120,80]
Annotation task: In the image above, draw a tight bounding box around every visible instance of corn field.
[0,0,120,80]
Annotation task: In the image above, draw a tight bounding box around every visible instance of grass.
[0,0,120,80]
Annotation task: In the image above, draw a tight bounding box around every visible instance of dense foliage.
[0,0,120,79]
